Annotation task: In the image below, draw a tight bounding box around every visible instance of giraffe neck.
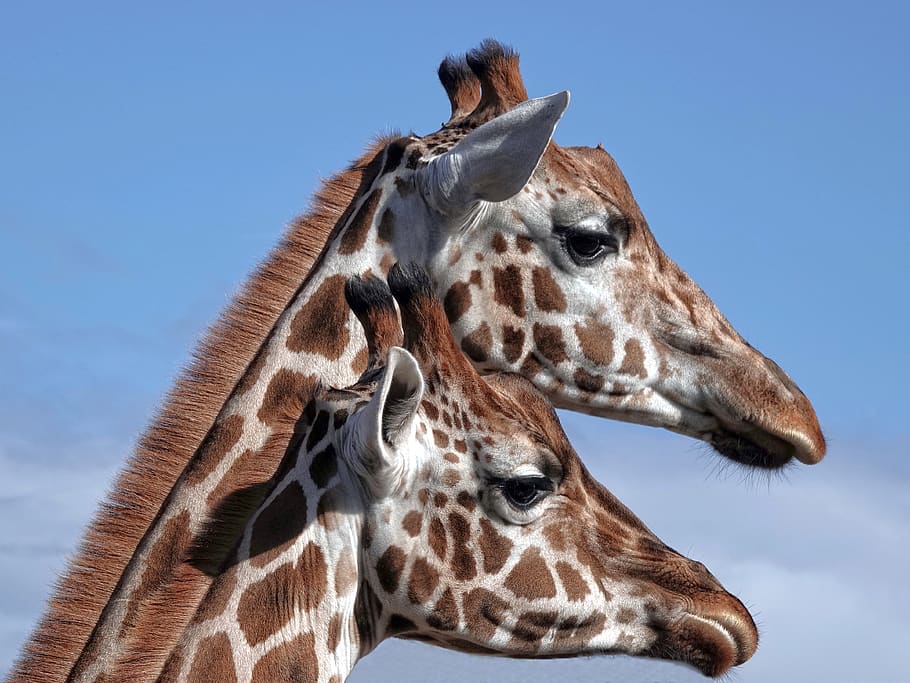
[61,142,410,682]
[160,402,374,683]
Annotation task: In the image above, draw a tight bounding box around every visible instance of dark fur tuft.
[344,274,395,319]
[388,261,434,309]
[438,54,474,93]
[465,39,518,80]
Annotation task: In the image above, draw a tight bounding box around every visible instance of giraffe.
[160,264,759,682]
[9,41,820,681]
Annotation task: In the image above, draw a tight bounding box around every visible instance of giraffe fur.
[161,265,757,682]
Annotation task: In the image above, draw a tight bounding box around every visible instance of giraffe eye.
[500,476,554,510]
[558,227,618,266]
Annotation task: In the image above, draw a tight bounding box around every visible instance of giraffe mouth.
[706,425,797,469]
[645,609,758,677]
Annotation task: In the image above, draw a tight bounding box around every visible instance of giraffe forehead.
[415,382,571,482]
[546,145,639,210]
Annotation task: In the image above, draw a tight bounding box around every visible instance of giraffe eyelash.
[553,226,619,266]
[487,475,555,512]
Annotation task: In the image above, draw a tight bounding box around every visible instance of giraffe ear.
[421,91,570,215]
[351,346,424,492]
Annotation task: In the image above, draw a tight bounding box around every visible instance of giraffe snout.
[646,590,759,677]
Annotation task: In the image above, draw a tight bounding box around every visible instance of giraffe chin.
[645,610,758,678]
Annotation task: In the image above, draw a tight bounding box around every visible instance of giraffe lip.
[707,426,796,469]
[648,610,758,677]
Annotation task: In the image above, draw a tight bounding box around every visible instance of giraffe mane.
[10,136,395,683]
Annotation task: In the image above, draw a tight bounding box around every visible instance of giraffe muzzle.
[646,596,759,677]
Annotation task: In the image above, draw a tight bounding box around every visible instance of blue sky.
[1,2,908,680]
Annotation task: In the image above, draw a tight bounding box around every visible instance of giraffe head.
[334,264,758,677]
[369,40,824,469]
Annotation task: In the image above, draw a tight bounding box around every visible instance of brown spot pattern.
[249,481,308,568]
[461,322,492,363]
[407,557,440,604]
[543,523,568,552]
[188,632,237,683]
[305,410,331,451]
[350,345,369,376]
[309,444,338,489]
[297,541,328,612]
[204,447,259,508]
[338,188,382,255]
[617,607,636,624]
[531,267,567,312]
[448,512,476,581]
[184,414,244,486]
[493,265,525,317]
[501,325,526,364]
[237,561,298,646]
[433,429,450,449]
[444,282,471,324]
[191,569,237,625]
[456,491,476,512]
[619,338,647,378]
[574,320,614,367]
[316,487,343,531]
[491,232,508,253]
[421,399,439,422]
[428,517,447,560]
[335,549,358,596]
[505,548,557,600]
[377,207,395,243]
[478,518,513,574]
[157,645,184,683]
[376,545,406,594]
[427,588,459,631]
[442,468,460,487]
[234,343,268,398]
[462,588,509,641]
[519,352,544,378]
[251,631,317,683]
[394,175,414,196]
[287,275,349,360]
[574,367,605,393]
[401,510,423,537]
[533,323,568,365]
[511,610,559,651]
[327,613,343,652]
[121,510,191,635]
[258,369,317,427]
[555,561,589,602]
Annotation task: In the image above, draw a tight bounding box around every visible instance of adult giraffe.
[9,41,822,681]
[162,265,758,681]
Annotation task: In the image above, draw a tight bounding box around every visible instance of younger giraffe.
[162,265,758,682]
